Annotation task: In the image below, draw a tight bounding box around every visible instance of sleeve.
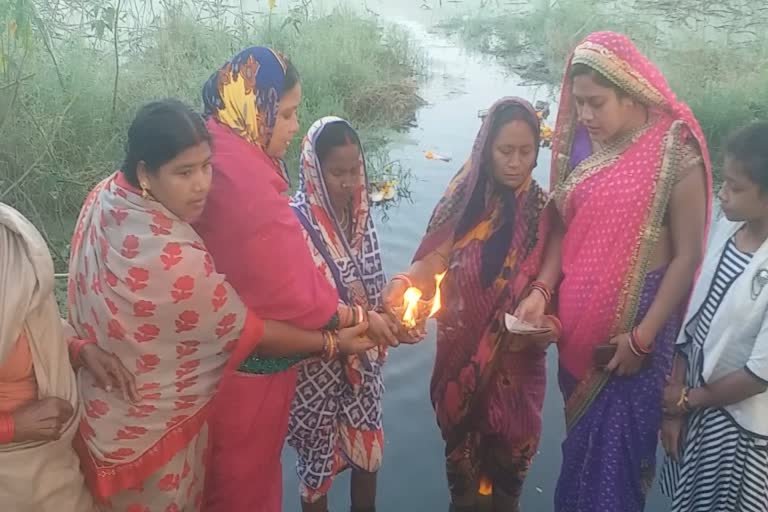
[746,317,768,386]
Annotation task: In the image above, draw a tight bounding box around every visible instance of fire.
[400,272,447,329]
[401,287,423,328]
[429,272,447,317]
[478,475,493,496]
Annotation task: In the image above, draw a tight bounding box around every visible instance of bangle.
[0,413,15,444]
[628,335,643,357]
[68,336,96,363]
[322,331,339,361]
[530,281,552,305]
[392,273,414,289]
[546,315,562,339]
[676,386,692,413]
[631,327,653,354]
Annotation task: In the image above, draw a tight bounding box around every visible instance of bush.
[0,2,424,272]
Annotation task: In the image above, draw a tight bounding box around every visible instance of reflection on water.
[280,9,670,512]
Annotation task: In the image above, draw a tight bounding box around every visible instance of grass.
[440,0,768,175]
[0,1,425,276]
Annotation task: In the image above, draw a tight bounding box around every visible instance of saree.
[195,47,339,512]
[415,98,553,502]
[287,116,387,503]
[0,203,94,512]
[550,32,712,511]
[68,173,263,510]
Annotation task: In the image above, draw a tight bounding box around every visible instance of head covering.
[202,46,290,181]
[414,97,542,287]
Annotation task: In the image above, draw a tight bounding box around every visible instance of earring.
[140,183,149,199]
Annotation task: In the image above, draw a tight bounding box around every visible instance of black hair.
[570,62,626,97]
[283,57,300,93]
[725,121,768,192]
[121,99,210,187]
[315,121,361,165]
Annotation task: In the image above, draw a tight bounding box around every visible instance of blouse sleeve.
[746,320,768,386]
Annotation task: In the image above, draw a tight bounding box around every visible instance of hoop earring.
[140,183,149,200]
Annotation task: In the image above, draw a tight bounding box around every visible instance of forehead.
[164,142,211,168]
[493,120,536,145]
[572,74,615,97]
[321,142,360,167]
[723,155,753,182]
[279,83,301,110]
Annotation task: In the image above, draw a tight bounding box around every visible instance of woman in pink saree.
[68,99,373,511]
[515,32,712,511]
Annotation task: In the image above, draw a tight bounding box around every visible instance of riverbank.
[439,0,768,174]
[0,2,425,276]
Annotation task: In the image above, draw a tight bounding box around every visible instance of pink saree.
[550,32,712,512]
[68,173,263,510]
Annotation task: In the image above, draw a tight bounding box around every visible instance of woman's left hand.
[606,332,647,376]
[367,311,400,347]
[79,344,140,403]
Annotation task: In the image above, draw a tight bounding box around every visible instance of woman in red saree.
[69,99,373,511]
[515,32,712,511]
[383,98,559,512]
[195,47,385,512]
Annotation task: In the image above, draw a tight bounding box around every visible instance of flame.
[478,475,493,496]
[402,287,423,328]
[429,272,447,317]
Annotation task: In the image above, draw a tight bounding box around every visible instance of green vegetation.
[440,0,768,174]
[0,0,425,276]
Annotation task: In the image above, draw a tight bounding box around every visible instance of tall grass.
[0,1,425,272]
[441,0,768,174]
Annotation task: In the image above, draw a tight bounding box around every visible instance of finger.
[606,354,620,372]
[89,358,115,393]
[348,321,369,337]
[109,359,131,402]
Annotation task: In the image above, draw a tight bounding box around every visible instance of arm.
[406,238,452,297]
[256,319,372,358]
[688,370,767,409]
[635,160,707,345]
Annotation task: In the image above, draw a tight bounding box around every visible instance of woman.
[383,98,558,511]
[0,203,94,511]
[514,32,712,511]
[69,99,374,511]
[288,117,397,512]
[195,48,390,511]
[660,122,768,512]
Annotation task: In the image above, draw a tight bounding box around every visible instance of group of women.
[1,30,767,512]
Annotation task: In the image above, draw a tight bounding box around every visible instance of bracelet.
[321,331,339,361]
[631,327,653,355]
[676,386,691,413]
[68,336,96,364]
[530,281,552,305]
[392,273,414,289]
[628,334,643,357]
[0,413,15,444]
[355,305,366,326]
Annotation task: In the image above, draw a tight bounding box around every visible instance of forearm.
[688,369,768,409]
[636,254,699,343]
[255,320,324,357]
[669,351,687,385]
[408,239,451,293]
[534,215,563,290]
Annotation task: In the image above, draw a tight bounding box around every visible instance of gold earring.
[140,184,149,199]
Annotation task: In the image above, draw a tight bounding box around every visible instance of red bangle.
[0,413,15,444]
[530,281,552,304]
[546,315,563,339]
[631,327,653,355]
[68,336,96,363]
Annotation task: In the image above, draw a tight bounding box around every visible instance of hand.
[382,277,409,317]
[513,291,547,326]
[662,379,687,416]
[11,397,74,443]
[337,321,377,355]
[605,333,646,376]
[79,343,140,403]
[661,415,687,462]
[367,311,399,347]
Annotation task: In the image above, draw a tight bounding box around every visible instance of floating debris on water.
[425,150,452,162]
[370,180,398,204]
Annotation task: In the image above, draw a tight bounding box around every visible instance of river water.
[277,3,671,511]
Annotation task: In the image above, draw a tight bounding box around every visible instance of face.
[266,83,302,158]
[572,73,638,143]
[321,142,362,210]
[137,142,212,223]
[489,119,537,189]
[718,156,768,222]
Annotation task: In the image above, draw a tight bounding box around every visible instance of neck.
[744,217,768,246]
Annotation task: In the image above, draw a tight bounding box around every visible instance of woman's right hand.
[382,277,409,316]
[11,397,74,443]
[337,321,376,355]
[513,291,547,326]
[661,415,686,462]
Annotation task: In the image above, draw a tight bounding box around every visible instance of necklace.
[338,207,350,233]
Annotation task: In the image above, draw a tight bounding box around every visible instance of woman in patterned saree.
[514,32,712,511]
[288,117,397,512]
[384,97,559,512]
[69,99,374,511]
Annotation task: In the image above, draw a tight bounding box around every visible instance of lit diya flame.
[401,272,447,328]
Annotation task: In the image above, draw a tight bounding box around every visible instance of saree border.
[564,120,686,431]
